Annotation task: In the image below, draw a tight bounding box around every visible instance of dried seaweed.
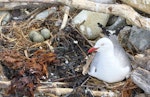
[0,49,57,97]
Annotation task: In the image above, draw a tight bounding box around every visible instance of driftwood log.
[0,81,118,96]
[0,0,150,30]
[121,0,150,14]
[131,67,150,94]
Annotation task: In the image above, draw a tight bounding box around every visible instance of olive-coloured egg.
[29,30,38,40]
[40,28,51,39]
[32,33,44,42]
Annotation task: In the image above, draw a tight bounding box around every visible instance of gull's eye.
[101,43,104,46]
[95,68,97,72]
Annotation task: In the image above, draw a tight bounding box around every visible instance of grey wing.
[109,35,130,67]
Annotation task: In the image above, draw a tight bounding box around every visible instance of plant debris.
[0,49,57,97]
[0,3,148,96]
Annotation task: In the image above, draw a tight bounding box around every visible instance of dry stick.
[82,53,96,75]
[37,87,118,96]
[0,81,10,88]
[0,0,150,30]
[60,6,70,30]
[24,50,29,58]
[0,80,118,96]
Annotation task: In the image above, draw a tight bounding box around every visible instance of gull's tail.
[97,23,123,36]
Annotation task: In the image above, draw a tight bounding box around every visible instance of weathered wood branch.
[121,0,150,14]
[131,67,150,94]
[0,81,118,96]
[0,0,150,30]
[37,87,118,96]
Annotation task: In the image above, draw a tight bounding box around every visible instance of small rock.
[129,26,150,51]
[72,10,110,39]
[0,11,11,25]
[72,0,116,40]
[32,33,44,42]
[40,28,51,39]
[35,7,57,20]
[107,15,118,26]
[131,67,150,94]
[107,17,126,31]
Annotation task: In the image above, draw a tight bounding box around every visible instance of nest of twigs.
[0,5,143,97]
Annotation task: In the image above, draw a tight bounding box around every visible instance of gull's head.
[88,37,114,53]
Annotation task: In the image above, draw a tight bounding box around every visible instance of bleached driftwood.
[131,67,150,94]
[60,6,70,30]
[0,81,10,88]
[121,0,150,14]
[0,0,150,30]
[37,87,118,96]
[0,81,118,96]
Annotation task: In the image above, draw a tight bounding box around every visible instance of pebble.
[0,11,11,25]
[107,17,126,31]
[35,7,57,20]
[72,0,116,40]
[72,10,110,39]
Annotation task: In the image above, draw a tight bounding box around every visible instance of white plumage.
[88,36,131,83]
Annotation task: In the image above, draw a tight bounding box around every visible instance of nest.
[0,5,144,97]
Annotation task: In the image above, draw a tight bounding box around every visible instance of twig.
[0,81,10,88]
[52,74,81,82]
[82,53,96,75]
[44,40,54,52]
[60,6,70,30]
[37,87,118,96]
[24,50,29,58]
[0,80,118,96]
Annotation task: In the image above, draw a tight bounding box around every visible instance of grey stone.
[129,26,150,51]
[107,17,126,31]
[72,10,110,39]
[0,11,11,25]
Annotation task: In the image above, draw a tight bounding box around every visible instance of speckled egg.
[32,33,44,42]
[29,30,37,40]
[40,28,51,39]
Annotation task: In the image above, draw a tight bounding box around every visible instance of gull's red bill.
[88,47,98,53]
